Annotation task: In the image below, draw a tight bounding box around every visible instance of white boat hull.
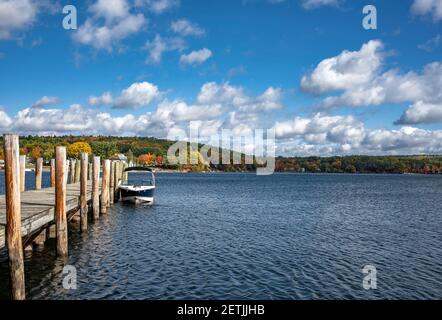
[120,196,154,204]
[118,185,155,205]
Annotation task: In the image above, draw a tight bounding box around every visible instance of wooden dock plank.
[0,181,102,250]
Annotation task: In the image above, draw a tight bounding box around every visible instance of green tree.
[127,149,135,164]
[91,142,117,159]
[42,145,55,160]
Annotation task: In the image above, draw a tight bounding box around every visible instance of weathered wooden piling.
[47,226,56,239]
[101,160,110,214]
[88,162,93,181]
[123,162,128,182]
[106,160,112,208]
[3,134,26,300]
[92,156,100,220]
[55,147,68,257]
[114,161,120,202]
[109,161,115,205]
[35,158,43,190]
[50,159,56,187]
[69,159,75,184]
[65,161,69,185]
[34,230,46,247]
[48,158,56,242]
[19,155,26,192]
[0,139,120,300]
[117,161,121,194]
[75,159,81,183]
[80,153,88,232]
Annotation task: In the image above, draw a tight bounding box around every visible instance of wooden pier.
[0,134,125,300]
[0,181,98,250]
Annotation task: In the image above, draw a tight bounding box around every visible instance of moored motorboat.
[118,167,156,204]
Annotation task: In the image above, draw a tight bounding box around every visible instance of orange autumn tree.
[30,146,42,160]
[138,153,155,166]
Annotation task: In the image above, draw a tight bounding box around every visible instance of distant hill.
[0,136,441,174]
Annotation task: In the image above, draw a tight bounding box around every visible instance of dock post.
[75,159,81,183]
[55,146,68,257]
[50,159,56,187]
[92,156,100,220]
[34,230,46,247]
[106,160,111,208]
[35,157,43,190]
[101,160,110,214]
[109,161,115,205]
[69,159,75,184]
[118,161,122,193]
[3,134,26,300]
[114,161,120,202]
[123,162,128,182]
[80,153,88,232]
[47,159,56,241]
[118,161,123,200]
[88,161,93,181]
[65,161,69,185]
[19,155,26,192]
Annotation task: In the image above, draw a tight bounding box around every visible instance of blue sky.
[0,0,441,156]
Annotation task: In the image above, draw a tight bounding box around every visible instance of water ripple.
[0,173,441,300]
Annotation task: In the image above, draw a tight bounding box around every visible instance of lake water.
[0,172,441,300]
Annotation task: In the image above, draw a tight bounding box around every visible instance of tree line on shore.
[275,156,442,174]
[0,136,173,166]
[0,136,441,174]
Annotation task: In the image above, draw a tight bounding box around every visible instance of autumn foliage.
[30,146,42,160]
[138,153,155,165]
[68,142,92,158]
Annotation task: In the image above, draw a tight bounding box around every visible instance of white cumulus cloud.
[73,0,147,51]
[273,113,442,156]
[301,0,341,10]
[396,101,442,125]
[31,96,61,108]
[171,19,205,37]
[301,40,442,126]
[89,92,113,107]
[90,82,160,109]
[180,48,212,65]
[301,40,383,94]
[114,82,160,109]
[4,81,442,156]
[0,0,38,39]
[411,0,442,22]
[144,34,186,64]
[135,0,180,14]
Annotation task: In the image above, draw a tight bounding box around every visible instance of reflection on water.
[0,173,441,300]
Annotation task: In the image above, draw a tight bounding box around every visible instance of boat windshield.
[122,171,155,186]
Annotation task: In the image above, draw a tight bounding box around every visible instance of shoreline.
[0,168,440,175]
